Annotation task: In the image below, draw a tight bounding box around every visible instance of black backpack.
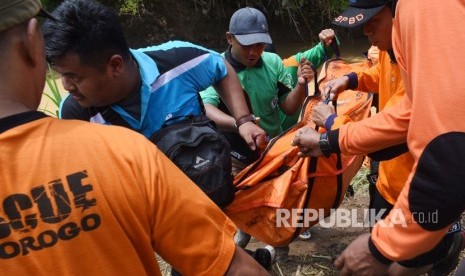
[149,115,234,208]
[99,109,234,209]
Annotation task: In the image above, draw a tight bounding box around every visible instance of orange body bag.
[225,57,373,246]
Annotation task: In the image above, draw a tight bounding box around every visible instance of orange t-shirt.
[372,0,465,261]
[332,50,413,204]
[0,113,236,275]
[356,50,414,204]
[337,0,465,261]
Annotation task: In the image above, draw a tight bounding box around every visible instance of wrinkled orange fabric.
[225,58,372,246]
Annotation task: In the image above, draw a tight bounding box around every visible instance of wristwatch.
[318,132,332,158]
[234,114,257,128]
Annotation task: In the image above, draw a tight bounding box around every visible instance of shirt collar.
[0,111,48,135]
[111,49,158,128]
[224,45,263,73]
[130,49,159,85]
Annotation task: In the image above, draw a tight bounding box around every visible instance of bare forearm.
[215,61,252,120]
[280,83,306,115]
[204,104,236,131]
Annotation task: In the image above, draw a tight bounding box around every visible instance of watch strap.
[318,132,332,157]
[235,114,256,128]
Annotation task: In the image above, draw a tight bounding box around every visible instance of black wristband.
[345,72,358,90]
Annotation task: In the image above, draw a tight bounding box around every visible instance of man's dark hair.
[42,0,130,68]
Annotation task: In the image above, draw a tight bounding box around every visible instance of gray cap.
[229,7,272,46]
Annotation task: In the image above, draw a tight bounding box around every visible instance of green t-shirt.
[279,41,337,130]
[201,50,293,137]
[285,42,331,86]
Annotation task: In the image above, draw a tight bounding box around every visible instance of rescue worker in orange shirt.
[0,0,269,275]
[292,0,465,274]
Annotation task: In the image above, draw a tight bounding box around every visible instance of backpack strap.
[97,107,133,129]
[96,77,209,131]
[98,48,212,130]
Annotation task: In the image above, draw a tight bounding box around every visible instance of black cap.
[332,0,391,28]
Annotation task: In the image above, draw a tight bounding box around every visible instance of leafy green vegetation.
[119,0,143,15]
[41,66,62,117]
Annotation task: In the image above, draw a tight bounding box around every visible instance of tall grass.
[350,166,370,195]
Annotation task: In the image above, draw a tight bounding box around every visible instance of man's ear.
[226,32,234,44]
[107,55,124,76]
[25,18,44,66]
